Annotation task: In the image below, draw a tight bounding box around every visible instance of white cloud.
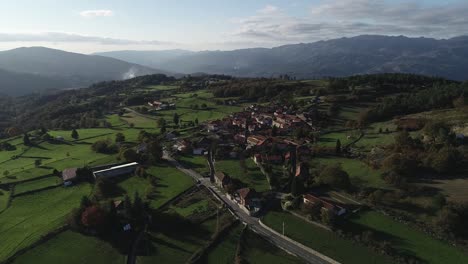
[258,5,279,14]
[230,1,468,45]
[80,10,114,18]
[0,32,173,46]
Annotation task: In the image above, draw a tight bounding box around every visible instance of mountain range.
[1,35,468,96]
[0,47,168,96]
[96,35,468,81]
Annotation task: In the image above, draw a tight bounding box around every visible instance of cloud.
[258,5,279,14]
[231,1,468,44]
[0,32,173,45]
[80,10,114,18]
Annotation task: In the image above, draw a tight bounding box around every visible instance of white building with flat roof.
[93,162,138,179]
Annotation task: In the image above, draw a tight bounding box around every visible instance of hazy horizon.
[0,0,467,53]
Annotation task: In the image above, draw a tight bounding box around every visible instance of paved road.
[163,152,337,264]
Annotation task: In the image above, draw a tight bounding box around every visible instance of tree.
[115,132,125,143]
[160,126,166,133]
[290,176,304,196]
[81,205,107,228]
[173,113,180,125]
[123,195,133,219]
[34,159,42,167]
[271,125,278,137]
[453,95,466,109]
[320,208,336,226]
[148,140,163,163]
[120,148,138,162]
[157,118,166,128]
[394,130,412,148]
[319,164,351,189]
[71,129,79,140]
[80,196,92,208]
[23,133,31,146]
[432,194,447,210]
[335,139,342,154]
[194,118,199,125]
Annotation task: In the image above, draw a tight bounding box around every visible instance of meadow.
[13,176,62,196]
[349,210,468,264]
[215,158,270,192]
[262,210,393,264]
[0,184,92,262]
[312,157,389,189]
[146,163,195,209]
[11,230,125,264]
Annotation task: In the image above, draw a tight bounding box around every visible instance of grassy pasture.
[13,176,61,196]
[146,163,195,209]
[263,210,393,264]
[0,184,92,262]
[420,178,468,203]
[313,157,388,188]
[241,228,303,264]
[0,188,10,212]
[349,211,468,264]
[11,230,124,264]
[137,202,232,264]
[201,223,243,264]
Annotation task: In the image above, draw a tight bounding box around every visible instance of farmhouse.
[214,171,231,188]
[93,162,139,179]
[62,168,78,185]
[303,194,346,216]
[236,188,262,215]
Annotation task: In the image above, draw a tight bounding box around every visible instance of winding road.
[163,152,339,264]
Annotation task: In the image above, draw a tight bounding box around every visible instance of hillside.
[0,69,66,96]
[0,47,170,94]
[96,35,468,80]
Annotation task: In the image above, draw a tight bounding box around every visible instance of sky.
[0,0,467,53]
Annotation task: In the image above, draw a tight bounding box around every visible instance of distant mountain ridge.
[96,35,468,80]
[0,47,171,96]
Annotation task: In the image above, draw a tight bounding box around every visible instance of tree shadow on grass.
[343,210,427,263]
[148,211,212,245]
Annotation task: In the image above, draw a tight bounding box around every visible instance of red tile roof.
[62,168,77,181]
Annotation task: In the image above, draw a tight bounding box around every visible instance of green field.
[178,155,209,174]
[11,230,124,264]
[117,175,151,199]
[241,228,303,264]
[147,163,195,208]
[0,188,10,212]
[131,89,244,127]
[137,209,232,264]
[350,211,468,264]
[313,157,388,188]
[14,176,62,196]
[201,224,244,264]
[215,158,270,192]
[263,210,393,264]
[0,184,92,262]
